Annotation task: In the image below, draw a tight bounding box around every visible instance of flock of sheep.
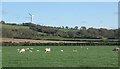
[17,48,33,53]
[17,47,119,53]
[17,46,88,53]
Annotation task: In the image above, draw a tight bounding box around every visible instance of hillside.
[1,22,119,41]
[1,23,119,46]
[2,24,44,39]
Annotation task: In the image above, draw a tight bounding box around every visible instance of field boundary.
[1,38,119,46]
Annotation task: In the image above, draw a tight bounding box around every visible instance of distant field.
[1,38,119,44]
[1,38,80,43]
[2,46,118,67]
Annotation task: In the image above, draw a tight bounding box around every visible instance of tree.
[0,20,5,24]
[22,22,35,26]
[87,27,99,38]
[79,29,89,37]
[74,26,78,30]
[99,28,108,38]
[80,26,86,30]
[67,31,77,38]
[65,26,69,29]
[62,26,64,29]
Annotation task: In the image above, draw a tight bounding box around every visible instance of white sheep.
[17,49,20,51]
[19,48,26,53]
[61,50,63,52]
[30,48,33,49]
[37,50,39,52]
[25,48,30,50]
[45,48,51,53]
[29,50,32,52]
[73,49,77,52]
[113,47,120,52]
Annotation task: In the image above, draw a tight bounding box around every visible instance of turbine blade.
[28,13,32,16]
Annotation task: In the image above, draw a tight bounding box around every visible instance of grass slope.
[2,46,118,67]
[2,24,29,29]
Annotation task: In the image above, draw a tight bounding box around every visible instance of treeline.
[27,23,119,39]
[2,41,119,46]
[30,25,119,38]
[1,21,119,39]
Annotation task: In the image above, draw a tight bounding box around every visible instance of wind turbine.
[28,13,34,23]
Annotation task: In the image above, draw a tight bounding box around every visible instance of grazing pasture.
[0,47,2,68]
[2,46,118,67]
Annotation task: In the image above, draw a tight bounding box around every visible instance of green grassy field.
[2,46,118,67]
[0,46,2,68]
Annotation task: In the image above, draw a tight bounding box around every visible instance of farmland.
[0,46,2,68]
[1,23,119,68]
[2,46,118,67]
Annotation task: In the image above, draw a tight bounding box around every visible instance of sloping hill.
[1,23,119,42]
[2,24,44,39]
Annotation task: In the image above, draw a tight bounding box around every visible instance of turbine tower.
[28,13,34,23]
